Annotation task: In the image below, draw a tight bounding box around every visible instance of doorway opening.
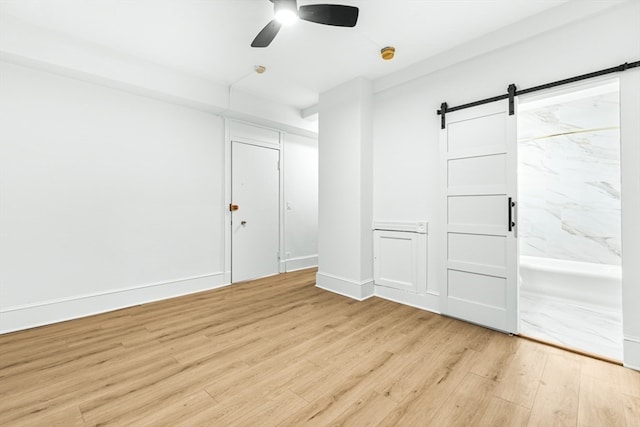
[517,79,622,361]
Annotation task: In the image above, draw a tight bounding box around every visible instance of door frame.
[224,118,285,284]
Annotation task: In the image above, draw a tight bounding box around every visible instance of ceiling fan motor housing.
[274,0,297,14]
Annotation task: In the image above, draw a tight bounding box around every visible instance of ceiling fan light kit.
[251,0,359,48]
[274,0,298,25]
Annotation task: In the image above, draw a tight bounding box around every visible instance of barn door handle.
[508,197,516,232]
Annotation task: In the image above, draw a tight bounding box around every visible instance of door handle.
[230,204,239,212]
[508,197,516,232]
[241,221,247,226]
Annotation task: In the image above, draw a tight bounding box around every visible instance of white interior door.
[231,141,280,282]
[441,100,518,334]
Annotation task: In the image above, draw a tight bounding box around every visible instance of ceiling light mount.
[381,46,395,61]
[255,65,267,74]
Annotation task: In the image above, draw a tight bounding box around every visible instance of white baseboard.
[0,272,228,334]
[623,336,640,371]
[285,255,318,272]
[374,285,440,313]
[316,272,374,301]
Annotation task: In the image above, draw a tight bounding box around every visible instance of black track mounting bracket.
[438,102,448,129]
[508,84,517,115]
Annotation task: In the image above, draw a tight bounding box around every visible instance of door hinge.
[277,251,280,260]
[277,160,280,171]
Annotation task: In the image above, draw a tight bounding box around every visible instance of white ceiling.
[1,0,572,110]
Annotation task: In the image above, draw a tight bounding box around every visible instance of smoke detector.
[381,46,395,61]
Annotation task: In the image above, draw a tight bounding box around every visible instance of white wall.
[372,1,640,366]
[0,61,227,332]
[284,133,318,271]
[317,78,374,299]
[0,60,320,333]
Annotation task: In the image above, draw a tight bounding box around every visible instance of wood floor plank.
[377,344,479,426]
[622,393,640,426]
[470,331,519,381]
[491,338,548,409]
[110,390,218,427]
[0,340,126,383]
[7,403,85,427]
[578,372,626,426]
[429,372,516,426]
[0,268,636,427]
[80,357,247,426]
[278,351,397,426]
[228,389,309,427]
[582,354,624,382]
[374,325,473,403]
[326,389,397,427]
[475,396,532,427]
[527,353,581,427]
[619,365,640,398]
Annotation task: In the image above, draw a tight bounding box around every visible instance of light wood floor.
[1,268,638,426]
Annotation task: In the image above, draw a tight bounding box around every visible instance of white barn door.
[441,101,518,334]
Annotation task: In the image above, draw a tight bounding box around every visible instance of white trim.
[224,117,232,284]
[285,255,318,272]
[230,138,280,150]
[301,104,319,119]
[0,272,228,334]
[623,337,640,371]
[223,110,317,138]
[228,119,282,149]
[316,272,374,301]
[278,131,286,274]
[374,285,440,313]
[0,272,223,313]
[373,220,428,234]
[620,70,640,371]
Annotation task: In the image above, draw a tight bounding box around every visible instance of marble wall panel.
[518,90,621,265]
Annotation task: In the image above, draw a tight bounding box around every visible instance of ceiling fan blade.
[298,4,359,27]
[251,19,283,47]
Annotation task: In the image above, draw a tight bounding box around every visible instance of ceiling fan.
[251,0,359,48]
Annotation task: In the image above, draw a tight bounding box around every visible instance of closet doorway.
[517,79,623,361]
